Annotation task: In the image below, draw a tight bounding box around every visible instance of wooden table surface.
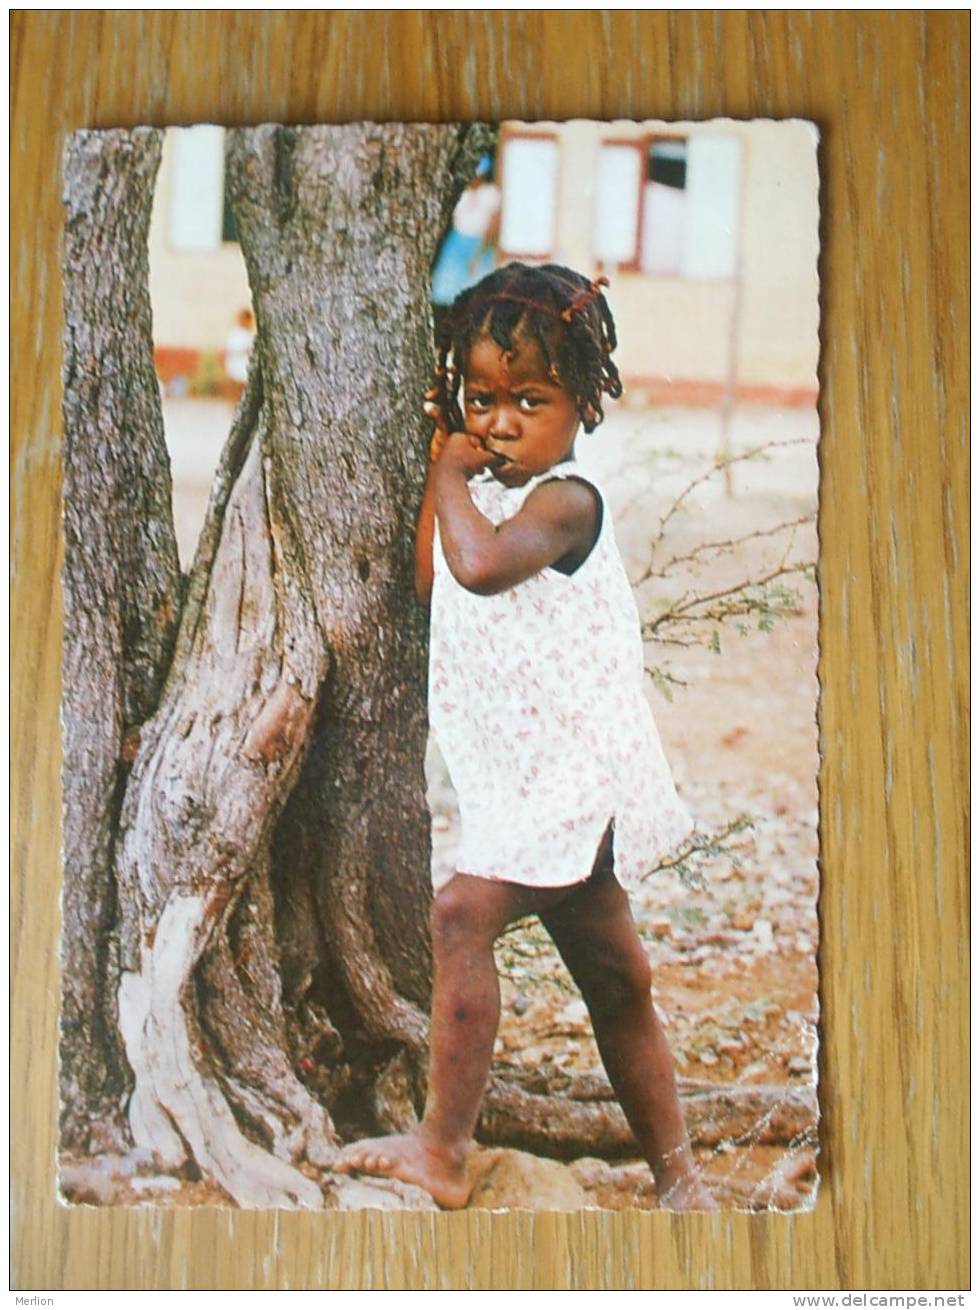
[11,10,969,1291]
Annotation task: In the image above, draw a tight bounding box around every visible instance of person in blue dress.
[431,154,501,316]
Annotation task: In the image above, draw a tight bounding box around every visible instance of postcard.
[59,117,820,1213]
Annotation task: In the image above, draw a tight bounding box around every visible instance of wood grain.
[11,10,968,1290]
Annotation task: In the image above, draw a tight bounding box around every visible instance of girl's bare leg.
[540,847,716,1211]
[333,872,571,1207]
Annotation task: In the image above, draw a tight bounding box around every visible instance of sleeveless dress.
[429,463,695,891]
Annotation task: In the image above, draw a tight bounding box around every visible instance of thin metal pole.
[720,144,746,498]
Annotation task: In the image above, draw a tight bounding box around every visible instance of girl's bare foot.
[332,1132,473,1209]
[658,1172,718,1212]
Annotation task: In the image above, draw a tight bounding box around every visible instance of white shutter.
[499,137,559,257]
[168,125,225,252]
[641,180,687,275]
[593,144,642,264]
[682,134,741,280]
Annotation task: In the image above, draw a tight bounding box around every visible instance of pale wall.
[148,132,253,350]
[148,121,820,395]
[523,118,819,393]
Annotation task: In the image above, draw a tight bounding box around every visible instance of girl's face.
[462,332,581,487]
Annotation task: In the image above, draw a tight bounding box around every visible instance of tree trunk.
[60,128,183,1151]
[226,125,492,1136]
[61,122,491,1208]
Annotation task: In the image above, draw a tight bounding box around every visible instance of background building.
[149,119,819,408]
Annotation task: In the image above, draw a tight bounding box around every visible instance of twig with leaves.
[643,814,755,889]
[646,562,814,638]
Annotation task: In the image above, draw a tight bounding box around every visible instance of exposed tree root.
[480,1072,817,1160]
[197,871,336,1168]
[681,1083,818,1150]
[370,1049,421,1134]
[118,893,324,1209]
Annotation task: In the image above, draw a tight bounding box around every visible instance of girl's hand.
[423,387,451,463]
[438,430,497,480]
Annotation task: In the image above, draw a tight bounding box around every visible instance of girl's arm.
[414,460,438,605]
[435,434,598,596]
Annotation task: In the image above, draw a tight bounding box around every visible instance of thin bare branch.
[638,437,815,583]
[646,512,816,578]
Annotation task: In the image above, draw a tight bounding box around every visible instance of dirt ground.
[157,396,821,1212]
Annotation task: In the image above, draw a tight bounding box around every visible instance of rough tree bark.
[60,128,184,1151]
[61,122,491,1208]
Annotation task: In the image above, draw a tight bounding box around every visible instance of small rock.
[782,1150,818,1185]
[749,916,775,948]
[698,1049,719,1066]
[650,915,673,939]
[330,1175,437,1211]
[741,1060,770,1079]
[129,1175,182,1193]
[684,948,712,965]
[720,725,749,748]
[58,1162,119,1206]
[559,999,589,1025]
[569,1157,658,1210]
[511,992,532,1016]
[468,1149,589,1211]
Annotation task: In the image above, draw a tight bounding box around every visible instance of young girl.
[335,262,715,1211]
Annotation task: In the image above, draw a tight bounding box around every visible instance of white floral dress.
[429,463,694,890]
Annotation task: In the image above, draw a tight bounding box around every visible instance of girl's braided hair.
[434,262,623,435]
